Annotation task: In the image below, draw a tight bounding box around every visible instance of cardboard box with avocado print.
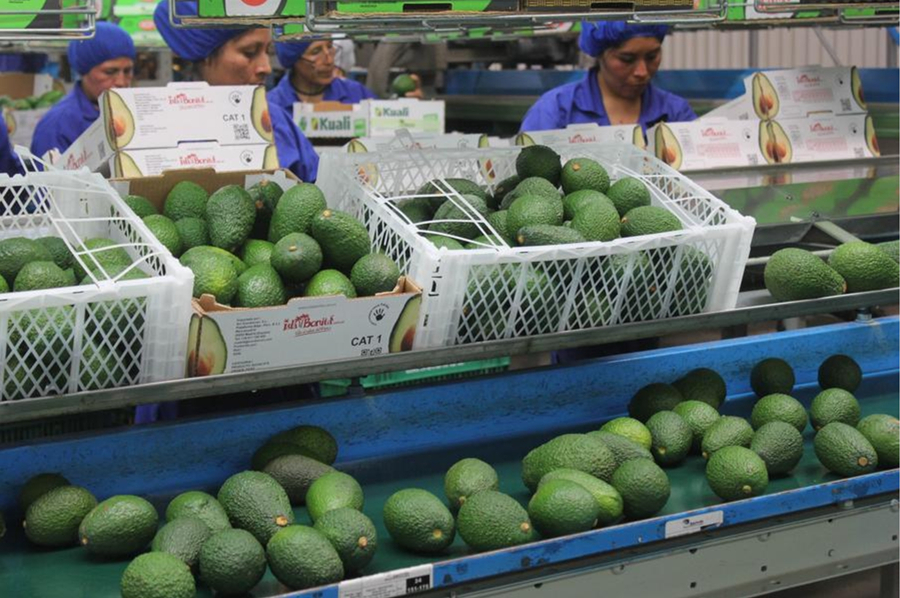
[293,101,368,139]
[365,99,445,137]
[513,123,646,150]
[58,83,275,173]
[104,143,280,178]
[647,119,763,171]
[186,278,422,375]
[760,114,880,165]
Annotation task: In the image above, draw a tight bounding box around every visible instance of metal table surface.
[0,317,897,597]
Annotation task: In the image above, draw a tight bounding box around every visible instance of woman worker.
[31,22,135,158]
[153,1,319,182]
[521,22,696,133]
[267,40,375,112]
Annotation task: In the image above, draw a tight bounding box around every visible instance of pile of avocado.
[0,90,65,111]
[764,240,899,303]
[126,179,402,308]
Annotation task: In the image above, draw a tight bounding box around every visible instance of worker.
[267,40,375,114]
[153,0,319,182]
[1,123,22,176]
[520,22,697,133]
[30,22,135,158]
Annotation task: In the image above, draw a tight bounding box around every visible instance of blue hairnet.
[153,0,245,62]
[275,41,313,70]
[67,22,136,76]
[579,21,669,57]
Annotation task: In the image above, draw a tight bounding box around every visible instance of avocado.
[621,205,682,237]
[391,73,416,95]
[424,235,465,251]
[13,260,71,292]
[599,417,652,450]
[19,473,69,511]
[165,490,231,533]
[151,517,211,569]
[428,194,491,241]
[79,495,159,557]
[528,478,599,538]
[313,508,378,573]
[701,416,754,459]
[103,90,134,147]
[199,528,267,595]
[72,237,133,281]
[206,185,256,253]
[79,341,128,391]
[252,440,313,471]
[521,433,617,491]
[268,183,328,243]
[266,525,344,589]
[516,144,562,187]
[24,485,97,547]
[587,431,653,468]
[36,236,74,270]
[239,239,275,267]
[507,194,564,239]
[186,316,228,377]
[143,215,184,258]
[865,114,879,156]
[489,175,520,209]
[607,178,651,218]
[628,382,684,423]
[668,246,714,317]
[561,157,610,195]
[818,354,862,393]
[673,401,721,453]
[306,471,364,522]
[501,176,560,211]
[486,210,513,244]
[121,552,195,598]
[163,181,208,222]
[311,209,371,273]
[444,458,499,511]
[814,422,878,477]
[389,294,421,352]
[456,490,535,552]
[751,72,780,119]
[672,367,726,409]
[705,445,769,501]
[351,253,400,296]
[270,425,339,465]
[562,189,612,221]
[182,252,238,303]
[645,410,693,466]
[857,414,899,469]
[304,269,357,298]
[759,121,793,164]
[123,195,159,218]
[750,357,795,397]
[416,178,487,214]
[810,388,861,430]
[654,123,682,169]
[249,179,284,238]
[751,421,804,476]
[383,488,455,553]
[466,234,507,249]
[251,85,274,142]
[235,264,287,308]
[173,218,209,251]
[516,224,586,246]
[264,454,336,506]
[181,245,246,276]
[764,248,846,302]
[568,287,612,329]
[0,237,54,284]
[218,471,294,544]
[538,468,623,526]
[751,393,808,433]
[611,459,670,519]
[828,241,899,293]
[397,198,433,224]
[851,66,866,110]
[570,197,621,242]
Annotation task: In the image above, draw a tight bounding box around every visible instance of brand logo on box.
[311,116,351,131]
[568,133,598,144]
[283,313,341,335]
[810,122,835,134]
[179,153,218,166]
[796,74,822,85]
[168,92,210,106]
[375,107,409,118]
[65,146,92,170]
[701,127,728,138]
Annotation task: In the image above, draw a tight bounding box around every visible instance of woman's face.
[599,36,662,100]
[81,57,134,102]
[292,41,337,90]
[202,28,273,86]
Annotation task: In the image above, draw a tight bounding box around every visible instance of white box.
[515,123,647,150]
[4,106,51,149]
[771,113,879,163]
[103,143,280,178]
[365,99,445,137]
[347,132,507,152]
[294,101,368,139]
[648,119,763,171]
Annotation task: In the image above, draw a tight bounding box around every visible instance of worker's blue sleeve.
[271,102,319,183]
[0,122,22,176]
[30,84,98,158]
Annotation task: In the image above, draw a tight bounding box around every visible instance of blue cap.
[67,22,136,76]
[153,0,244,62]
[275,41,313,70]
[579,21,669,58]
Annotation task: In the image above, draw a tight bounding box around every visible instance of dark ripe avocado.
[251,86,274,142]
[389,295,421,353]
[104,90,134,147]
[751,72,779,119]
[654,123,682,170]
[186,316,228,377]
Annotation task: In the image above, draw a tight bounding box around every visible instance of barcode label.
[748,154,759,165]
[339,565,433,598]
[665,511,724,538]
[233,124,250,140]
[840,99,851,112]
[854,147,865,158]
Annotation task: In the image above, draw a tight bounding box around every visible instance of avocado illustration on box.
[514,132,535,147]
[388,295,421,352]
[103,90,135,148]
[864,115,879,157]
[851,66,866,111]
[759,120,792,165]
[632,126,646,150]
[4,112,15,137]
[478,134,496,182]
[115,152,143,178]
[251,87,274,143]
[653,123,682,170]
[751,72,779,120]
[186,314,228,377]
[263,145,280,169]
[347,139,379,186]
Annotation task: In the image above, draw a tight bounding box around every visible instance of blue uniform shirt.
[1,123,22,176]
[270,102,319,183]
[521,69,697,133]
[30,83,99,158]
[267,74,376,114]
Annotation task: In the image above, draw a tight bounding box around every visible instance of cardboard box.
[294,101,368,139]
[769,113,879,163]
[100,143,279,178]
[4,106,51,148]
[0,73,54,99]
[366,99,445,137]
[346,132,507,151]
[186,278,422,375]
[648,119,763,170]
[59,83,275,173]
[514,123,647,149]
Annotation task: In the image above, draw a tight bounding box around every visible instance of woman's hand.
[404,74,424,99]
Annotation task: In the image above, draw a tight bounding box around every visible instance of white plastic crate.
[318,142,756,349]
[0,169,194,401]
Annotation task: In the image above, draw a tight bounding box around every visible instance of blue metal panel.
[443,68,900,103]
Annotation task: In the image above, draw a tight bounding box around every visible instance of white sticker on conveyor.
[339,564,433,598]
[665,511,724,538]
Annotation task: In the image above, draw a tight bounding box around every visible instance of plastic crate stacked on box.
[0,169,194,401]
[317,142,756,349]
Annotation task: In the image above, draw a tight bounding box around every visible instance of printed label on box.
[294,102,368,138]
[648,120,762,170]
[366,100,445,137]
[109,144,280,178]
[515,123,646,149]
